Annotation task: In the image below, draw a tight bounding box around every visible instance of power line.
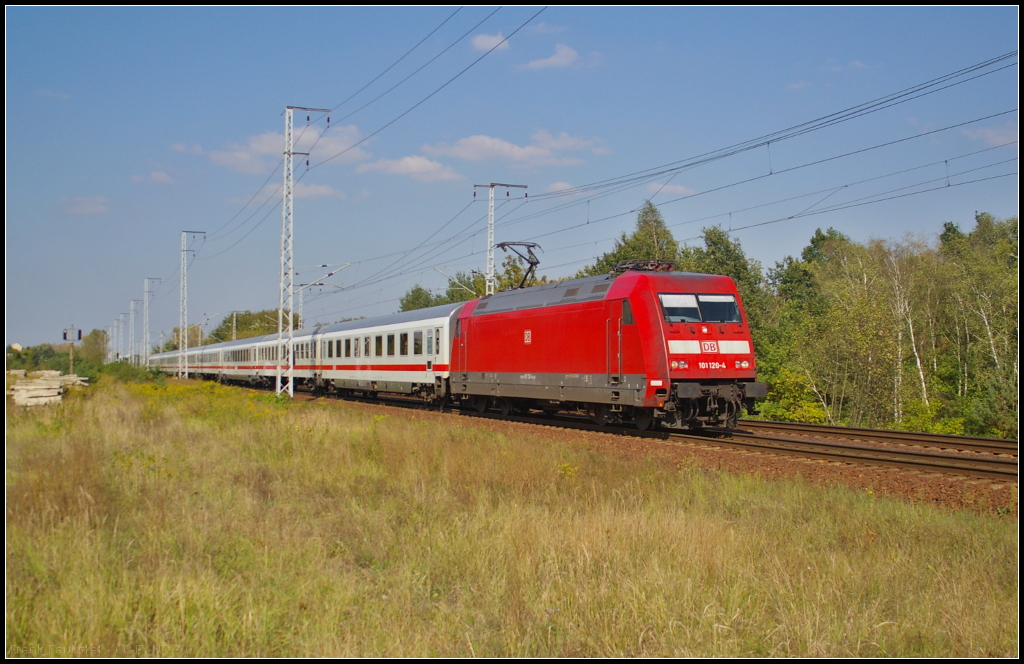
[691,172,1017,242]
[204,8,471,247]
[300,7,469,155]
[525,52,1017,205]
[495,108,1019,239]
[309,7,548,170]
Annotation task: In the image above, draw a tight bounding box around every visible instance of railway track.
[444,407,1018,483]
[296,387,1021,482]
[738,419,1018,456]
[682,429,1016,482]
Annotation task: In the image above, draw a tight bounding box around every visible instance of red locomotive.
[450,263,766,429]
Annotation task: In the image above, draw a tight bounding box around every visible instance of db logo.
[701,341,719,353]
[524,329,532,345]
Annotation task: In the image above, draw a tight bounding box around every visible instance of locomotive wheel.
[471,395,488,413]
[633,408,655,431]
[591,404,611,426]
[498,398,514,417]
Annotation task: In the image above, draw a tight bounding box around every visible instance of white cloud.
[35,89,70,99]
[787,81,812,91]
[209,124,370,175]
[531,129,609,155]
[425,135,565,165]
[546,181,582,194]
[294,182,345,199]
[472,32,509,52]
[519,44,580,70]
[172,143,204,154]
[647,183,696,197]
[61,196,109,215]
[356,156,462,182]
[424,129,605,167]
[150,170,173,183]
[962,123,1018,147]
[527,22,566,35]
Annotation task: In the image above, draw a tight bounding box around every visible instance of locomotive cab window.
[622,300,634,325]
[697,294,741,323]
[659,294,702,323]
[658,293,741,323]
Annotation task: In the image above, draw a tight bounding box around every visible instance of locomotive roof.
[470,270,734,316]
[471,273,612,315]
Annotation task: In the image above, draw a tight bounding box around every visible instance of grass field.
[6,378,1018,657]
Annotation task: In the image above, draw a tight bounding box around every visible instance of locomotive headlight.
[701,326,709,334]
[735,360,750,369]
[671,360,688,370]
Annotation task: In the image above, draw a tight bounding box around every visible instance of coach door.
[606,300,623,385]
[454,318,465,378]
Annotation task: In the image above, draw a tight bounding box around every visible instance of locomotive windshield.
[659,293,741,323]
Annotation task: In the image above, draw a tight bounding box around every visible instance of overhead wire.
[315,142,1016,302]
[195,7,541,268]
[203,7,472,247]
[308,7,548,170]
[493,108,1019,237]
[525,51,1017,202]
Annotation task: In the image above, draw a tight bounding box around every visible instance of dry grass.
[6,379,1018,657]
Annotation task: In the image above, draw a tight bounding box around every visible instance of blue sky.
[6,7,1018,348]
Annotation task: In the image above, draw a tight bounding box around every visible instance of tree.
[399,286,443,312]
[204,310,299,345]
[577,201,678,277]
[801,227,850,265]
[79,329,109,365]
[938,213,1018,436]
[399,255,548,312]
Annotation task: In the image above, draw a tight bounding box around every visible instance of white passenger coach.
[149,302,464,399]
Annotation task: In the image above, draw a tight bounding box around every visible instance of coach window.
[365,337,371,357]
[375,336,383,357]
[327,341,333,358]
[622,300,634,325]
[387,334,396,356]
[400,333,409,356]
[344,339,351,358]
[426,330,433,356]
[414,330,423,355]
